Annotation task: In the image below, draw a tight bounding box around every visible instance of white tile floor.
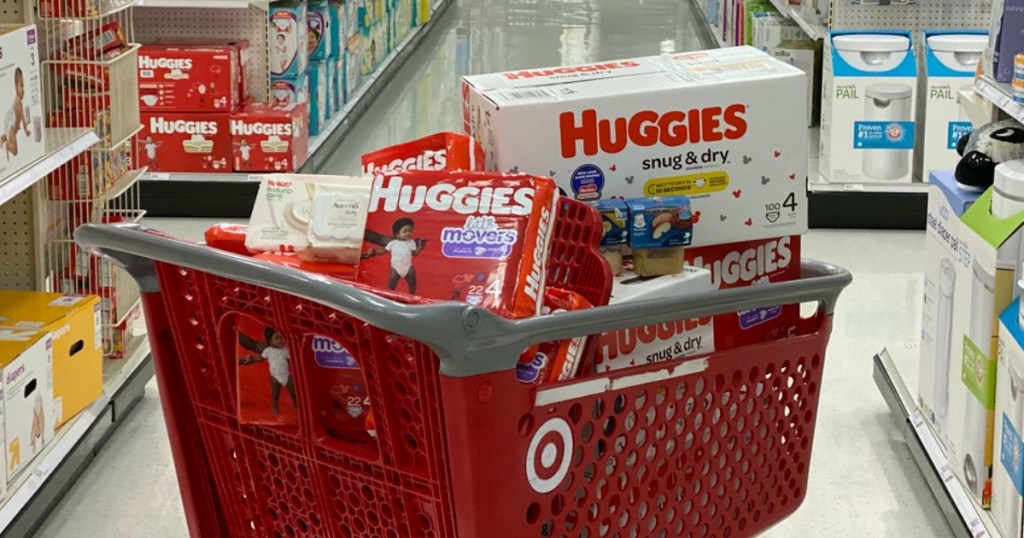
[35,0,952,535]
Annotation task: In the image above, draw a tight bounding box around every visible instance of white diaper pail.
[863,84,913,179]
[833,34,911,72]
[928,33,988,73]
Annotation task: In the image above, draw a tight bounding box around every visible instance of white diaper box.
[918,171,981,448]
[821,30,917,183]
[0,327,54,488]
[929,188,1024,507]
[921,31,988,179]
[0,24,46,182]
[462,46,808,248]
[994,298,1024,538]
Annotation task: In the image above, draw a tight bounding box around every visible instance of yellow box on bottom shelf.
[0,291,102,430]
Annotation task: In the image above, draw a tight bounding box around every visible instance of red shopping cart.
[76,210,849,538]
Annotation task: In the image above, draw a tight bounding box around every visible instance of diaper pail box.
[922,31,987,179]
[821,30,917,183]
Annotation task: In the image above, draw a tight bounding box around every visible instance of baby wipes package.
[361,131,485,174]
[462,46,808,248]
[247,174,371,264]
[356,170,559,319]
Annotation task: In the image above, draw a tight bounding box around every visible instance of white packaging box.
[0,25,46,182]
[940,188,1024,507]
[596,264,715,370]
[994,298,1024,538]
[918,171,980,446]
[921,31,988,179]
[462,47,808,248]
[0,331,54,487]
[820,31,917,183]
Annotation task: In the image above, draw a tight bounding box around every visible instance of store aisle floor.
[37,1,950,536]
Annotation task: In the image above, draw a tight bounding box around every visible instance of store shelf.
[975,75,1024,124]
[141,0,454,217]
[768,0,793,16]
[959,87,999,127]
[0,128,99,208]
[137,0,270,9]
[789,6,826,40]
[873,345,998,538]
[688,0,726,48]
[0,338,153,538]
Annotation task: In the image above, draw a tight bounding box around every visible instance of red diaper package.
[592,236,801,373]
[516,288,593,384]
[204,223,250,256]
[253,252,357,281]
[236,317,300,426]
[137,45,240,112]
[139,111,232,172]
[146,39,252,104]
[230,103,309,172]
[360,132,485,175]
[357,170,559,319]
[65,21,130,61]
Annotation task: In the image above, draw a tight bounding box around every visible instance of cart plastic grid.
[76,220,850,538]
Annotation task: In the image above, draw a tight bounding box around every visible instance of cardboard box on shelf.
[137,45,241,113]
[0,326,53,486]
[139,111,232,173]
[271,74,309,107]
[993,298,1024,537]
[820,30,917,183]
[0,291,101,429]
[308,61,329,136]
[230,103,309,172]
[308,0,332,61]
[921,31,987,179]
[462,47,808,248]
[935,188,1024,508]
[918,171,982,450]
[270,2,308,78]
[0,25,46,182]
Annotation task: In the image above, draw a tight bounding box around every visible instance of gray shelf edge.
[872,348,986,538]
[3,353,153,538]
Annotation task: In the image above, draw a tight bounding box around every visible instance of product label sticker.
[311,335,359,369]
[49,295,84,308]
[441,216,517,259]
[643,170,730,197]
[737,305,781,329]
[853,121,916,150]
[947,122,973,150]
[962,336,997,408]
[570,164,604,201]
[1002,413,1024,496]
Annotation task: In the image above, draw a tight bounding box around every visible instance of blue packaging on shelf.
[308,60,328,136]
[269,2,308,77]
[307,0,332,61]
[626,196,694,249]
[328,0,344,59]
[592,199,628,246]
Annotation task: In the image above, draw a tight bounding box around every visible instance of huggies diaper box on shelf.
[461,46,808,248]
[230,103,309,172]
[137,45,241,112]
[139,112,232,172]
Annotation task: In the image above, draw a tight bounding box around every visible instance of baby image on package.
[236,317,299,426]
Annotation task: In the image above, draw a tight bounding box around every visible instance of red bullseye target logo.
[526,418,573,494]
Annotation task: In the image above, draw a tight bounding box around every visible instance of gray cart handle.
[76,223,851,378]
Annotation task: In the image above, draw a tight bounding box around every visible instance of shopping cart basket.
[76,221,850,538]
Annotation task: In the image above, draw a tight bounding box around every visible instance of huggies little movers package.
[355,171,559,319]
[820,30,917,183]
[461,47,808,248]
